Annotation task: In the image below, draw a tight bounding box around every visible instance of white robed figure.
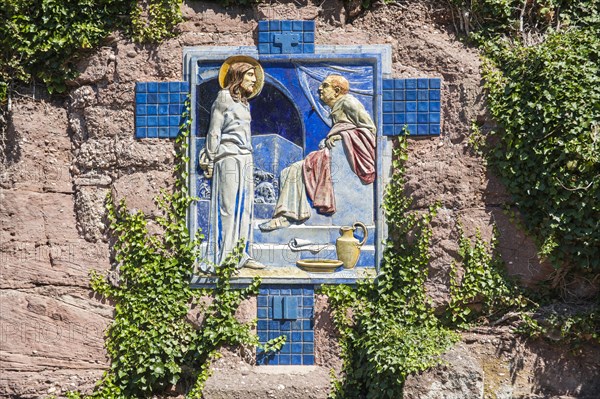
[199,56,265,271]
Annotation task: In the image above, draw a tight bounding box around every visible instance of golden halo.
[218,55,264,99]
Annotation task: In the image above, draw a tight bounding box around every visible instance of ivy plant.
[66,102,282,399]
[322,136,459,399]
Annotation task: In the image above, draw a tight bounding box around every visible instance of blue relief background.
[193,59,378,269]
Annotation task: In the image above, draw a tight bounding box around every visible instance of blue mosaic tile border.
[257,285,315,365]
[135,81,190,139]
[258,20,315,54]
[382,78,441,136]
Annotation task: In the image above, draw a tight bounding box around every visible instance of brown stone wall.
[0,1,590,398]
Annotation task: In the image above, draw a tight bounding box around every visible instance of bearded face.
[240,69,257,96]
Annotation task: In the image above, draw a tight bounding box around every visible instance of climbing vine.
[322,136,459,399]
[66,102,282,399]
[0,0,182,98]
[449,0,600,278]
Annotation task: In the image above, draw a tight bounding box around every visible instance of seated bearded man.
[259,74,376,232]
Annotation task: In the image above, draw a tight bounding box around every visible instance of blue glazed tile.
[417,125,429,135]
[270,288,280,295]
[281,288,291,295]
[407,124,417,134]
[382,90,393,101]
[430,124,441,135]
[291,320,302,329]
[147,116,157,126]
[394,102,405,112]
[281,20,292,31]
[269,355,280,365]
[158,83,169,93]
[292,331,302,341]
[279,354,291,365]
[429,113,440,123]
[405,101,417,112]
[147,127,158,138]
[418,78,429,89]
[268,320,280,330]
[418,113,429,123]
[429,90,441,100]
[256,355,266,366]
[169,93,179,103]
[394,79,405,89]
[405,79,417,89]
[283,296,299,319]
[303,20,315,31]
[258,331,268,342]
[303,355,315,365]
[303,296,314,307]
[405,90,417,101]
[394,114,405,124]
[268,307,273,318]
[169,104,180,115]
[269,20,280,30]
[158,116,169,126]
[258,43,270,54]
[302,331,314,342]
[179,93,188,102]
[158,93,169,103]
[280,343,291,353]
[136,82,147,93]
[292,20,303,31]
[292,343,302,353]
[268,331,280,340]
[303,43,315,53]
[418,102,429,112]
[158,127,169,138]
[169,116,179,126]
[147,93,158,103]
[135,93,147,103]
[258,32,270,43]
[270,43,282,54]
[383,101,393,112]
[383,125,394,135]
[406,113,416,124]
[258,307,267,319]
[383,79,394,90]
[292,288,301,295]
[418,90,428,100]
[383,114,393,124]
[394,90,404,101]
[302,320,312,330]
[136,104,147,115]
[303,343,314,353]
[302,308,313,318]
[147,82,158,93]
[258,20,269,31]
[429,78,441,89]
[394,125,405,135]
[292,355,302,365]
[168,82,180,92]
[257,296,267,307]
[181,81,190,92]
[158,104,168,115]
[135,127,146,138]
[303,32,314,43]
[147,105,157,114]
[259,288,269,295]
[281,321,291,331]
[429,101,441,112]
[302,287,313,295]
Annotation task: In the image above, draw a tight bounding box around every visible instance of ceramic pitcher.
[336,222,368,269]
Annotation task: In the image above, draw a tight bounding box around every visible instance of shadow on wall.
[511,339,600,398]
[2,113,22,165]
[483,168,554,287]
